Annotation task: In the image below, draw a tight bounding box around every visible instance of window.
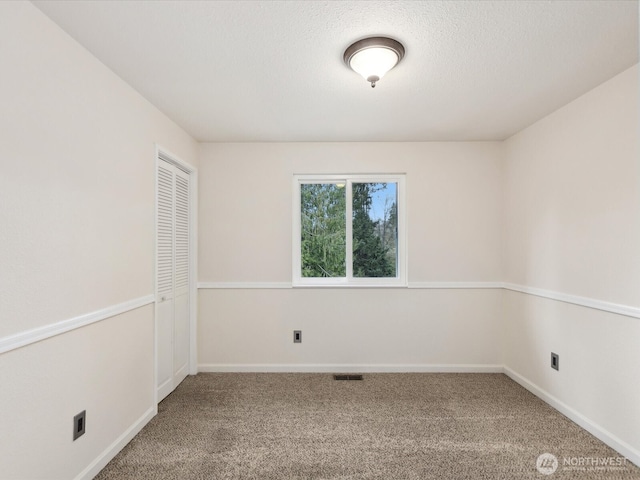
[293,174,406,286]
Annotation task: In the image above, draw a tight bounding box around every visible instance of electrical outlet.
[551,352,559,371]
[293,330,302,343]
[73,410,86,441]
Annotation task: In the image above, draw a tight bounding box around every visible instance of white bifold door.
[156,158,190,402]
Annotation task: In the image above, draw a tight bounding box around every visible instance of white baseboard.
[504,367,640,468]
[74,405,156,480]
[198,363,504,373]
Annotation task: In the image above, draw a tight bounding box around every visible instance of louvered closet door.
[156,158,190,402]
[172,167,190,387]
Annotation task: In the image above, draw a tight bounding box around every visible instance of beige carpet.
[96,373,640,479]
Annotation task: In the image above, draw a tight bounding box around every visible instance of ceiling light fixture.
[343,36,405,88]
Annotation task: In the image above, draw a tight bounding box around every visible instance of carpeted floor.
[96,373,640,479]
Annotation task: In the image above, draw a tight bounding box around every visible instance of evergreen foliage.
[300,182,397,278]
[352,183,395,277]
[300,184,346,277]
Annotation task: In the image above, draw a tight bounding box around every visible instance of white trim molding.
[504,367,640,468]
[0,295,155,355]
[197,281,502,290]
[409,282,504,289]
[199,363,504,373]
[503,283,640,319]
[197,281,640,319]
[198,282,292,289]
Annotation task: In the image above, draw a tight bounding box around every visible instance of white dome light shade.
[344,37,405,88]
[349,48,399,83]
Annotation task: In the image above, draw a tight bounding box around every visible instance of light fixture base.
[343,36,405,88]
[343,37,405,66]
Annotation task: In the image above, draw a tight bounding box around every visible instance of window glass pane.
[300,183,346,277]
[352,182,397,278]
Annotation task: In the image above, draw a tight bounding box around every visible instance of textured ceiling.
[33,0,638,142]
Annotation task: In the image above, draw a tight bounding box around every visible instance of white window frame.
[293,174,407,287]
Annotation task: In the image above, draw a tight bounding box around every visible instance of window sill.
[292,283,408,289]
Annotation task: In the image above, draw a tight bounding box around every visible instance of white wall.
[1,1,637,475]
[503,65,640,306]
[503,65,640,462]
[0,3,197,479]
[0,309,154,480]
[198,142,504,369]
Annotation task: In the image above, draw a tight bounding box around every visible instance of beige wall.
[0,3,197,479]
[0,3,197,338]
[503,292,640,458]
[199,141,504,283]
[2,0,638,475]
[0,308,154,480]
[503,65,640,306]
[502,65,640,460]
[199,288,503,369]
[198,141,504,368]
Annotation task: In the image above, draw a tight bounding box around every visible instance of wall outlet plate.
[293,330,302,343]
[73,410,86,441]
[551,352,559,371]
